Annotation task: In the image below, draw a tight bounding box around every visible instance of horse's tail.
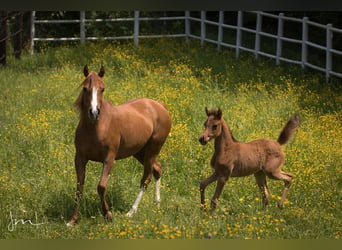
[277,113,301,145]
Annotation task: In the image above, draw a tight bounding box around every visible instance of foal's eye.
[212,125,218,131]
[101,88,105,93]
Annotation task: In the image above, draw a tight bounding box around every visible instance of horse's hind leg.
[152,160,162,207]
[133,150,162,207]
[267,170,293,209]
[127,145,163,217]
[254,171,271,210]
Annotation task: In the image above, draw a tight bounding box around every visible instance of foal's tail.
[277,113,301,145]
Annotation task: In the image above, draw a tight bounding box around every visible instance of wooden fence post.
[134,11,140,47]
[276,13,284,65]
[301,17,308,70]
[254,12,262,60]
[236,11,243,58]
[30,11,35,55]
[80,11,86,44]
[0,11,8,66]
[217,11,224,51]
[200,11,206,46]
[185,11,190,42]
[326,24,332,82]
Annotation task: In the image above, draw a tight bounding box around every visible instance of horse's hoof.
[126,209,136,218]
[66,221,75,227]
[104,211,113,222]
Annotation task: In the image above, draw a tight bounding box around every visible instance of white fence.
[30,11,342,81]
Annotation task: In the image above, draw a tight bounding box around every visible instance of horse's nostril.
[88,107,100,120]
[199,136,206,145]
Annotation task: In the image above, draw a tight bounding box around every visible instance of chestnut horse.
[67,65,171,226]
[199,108,300,210]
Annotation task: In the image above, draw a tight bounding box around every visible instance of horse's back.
[119,98,171,128]
[112,98,171,159]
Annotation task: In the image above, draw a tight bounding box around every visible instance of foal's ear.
[83,65,89,77]
[215,108,223,120]
[205,107,210,116]
[98,65,105,78]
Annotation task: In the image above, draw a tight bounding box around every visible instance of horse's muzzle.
[199,136,208,145]
[88,107,100,120]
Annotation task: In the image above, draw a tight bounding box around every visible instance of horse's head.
[79,65,105,121]
[199,107,223,145]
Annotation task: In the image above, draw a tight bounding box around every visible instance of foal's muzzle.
[88,107,100,120]
[199,136,208,145]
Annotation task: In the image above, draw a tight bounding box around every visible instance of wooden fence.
[30,11,342,81]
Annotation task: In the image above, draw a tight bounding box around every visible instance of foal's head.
[199,107,223,145]
[75,65,105,121]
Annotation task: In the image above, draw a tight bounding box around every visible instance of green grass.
[0,39,341,239]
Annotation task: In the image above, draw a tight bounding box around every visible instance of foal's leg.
[268,170,293,209]
[211,175,229,210]
[254,171,271,210]
[98,153,115,221]
[67,154,88,226]
[200,172,218,208]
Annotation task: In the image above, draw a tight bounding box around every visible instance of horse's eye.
[101,88,105,93]
[83,87,87,92]
[212,125,218,131]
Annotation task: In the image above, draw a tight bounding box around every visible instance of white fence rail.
[30,11,342,81]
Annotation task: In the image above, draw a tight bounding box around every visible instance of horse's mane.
[74,89,84,113]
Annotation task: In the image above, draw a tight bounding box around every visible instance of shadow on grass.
[44,185,130,223]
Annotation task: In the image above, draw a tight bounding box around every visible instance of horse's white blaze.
[90,86,98,113]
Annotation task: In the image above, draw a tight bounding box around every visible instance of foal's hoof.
[277,202,285,210]
[104,211,113,222]
[200,204,207,211]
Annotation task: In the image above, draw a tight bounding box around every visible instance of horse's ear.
[84,65,89,77]
[98,65,105,78]
[216,108,223,120]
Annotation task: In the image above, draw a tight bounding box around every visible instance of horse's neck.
[214,119,235,151]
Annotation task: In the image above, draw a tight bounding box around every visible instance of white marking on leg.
[90,86,98,114]
[126,188,145,217]
[155,178,161,208]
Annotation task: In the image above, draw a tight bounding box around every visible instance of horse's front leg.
[98,153,115,222]
[67,154,88,226]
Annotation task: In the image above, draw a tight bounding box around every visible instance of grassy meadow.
[0,39,341,239]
